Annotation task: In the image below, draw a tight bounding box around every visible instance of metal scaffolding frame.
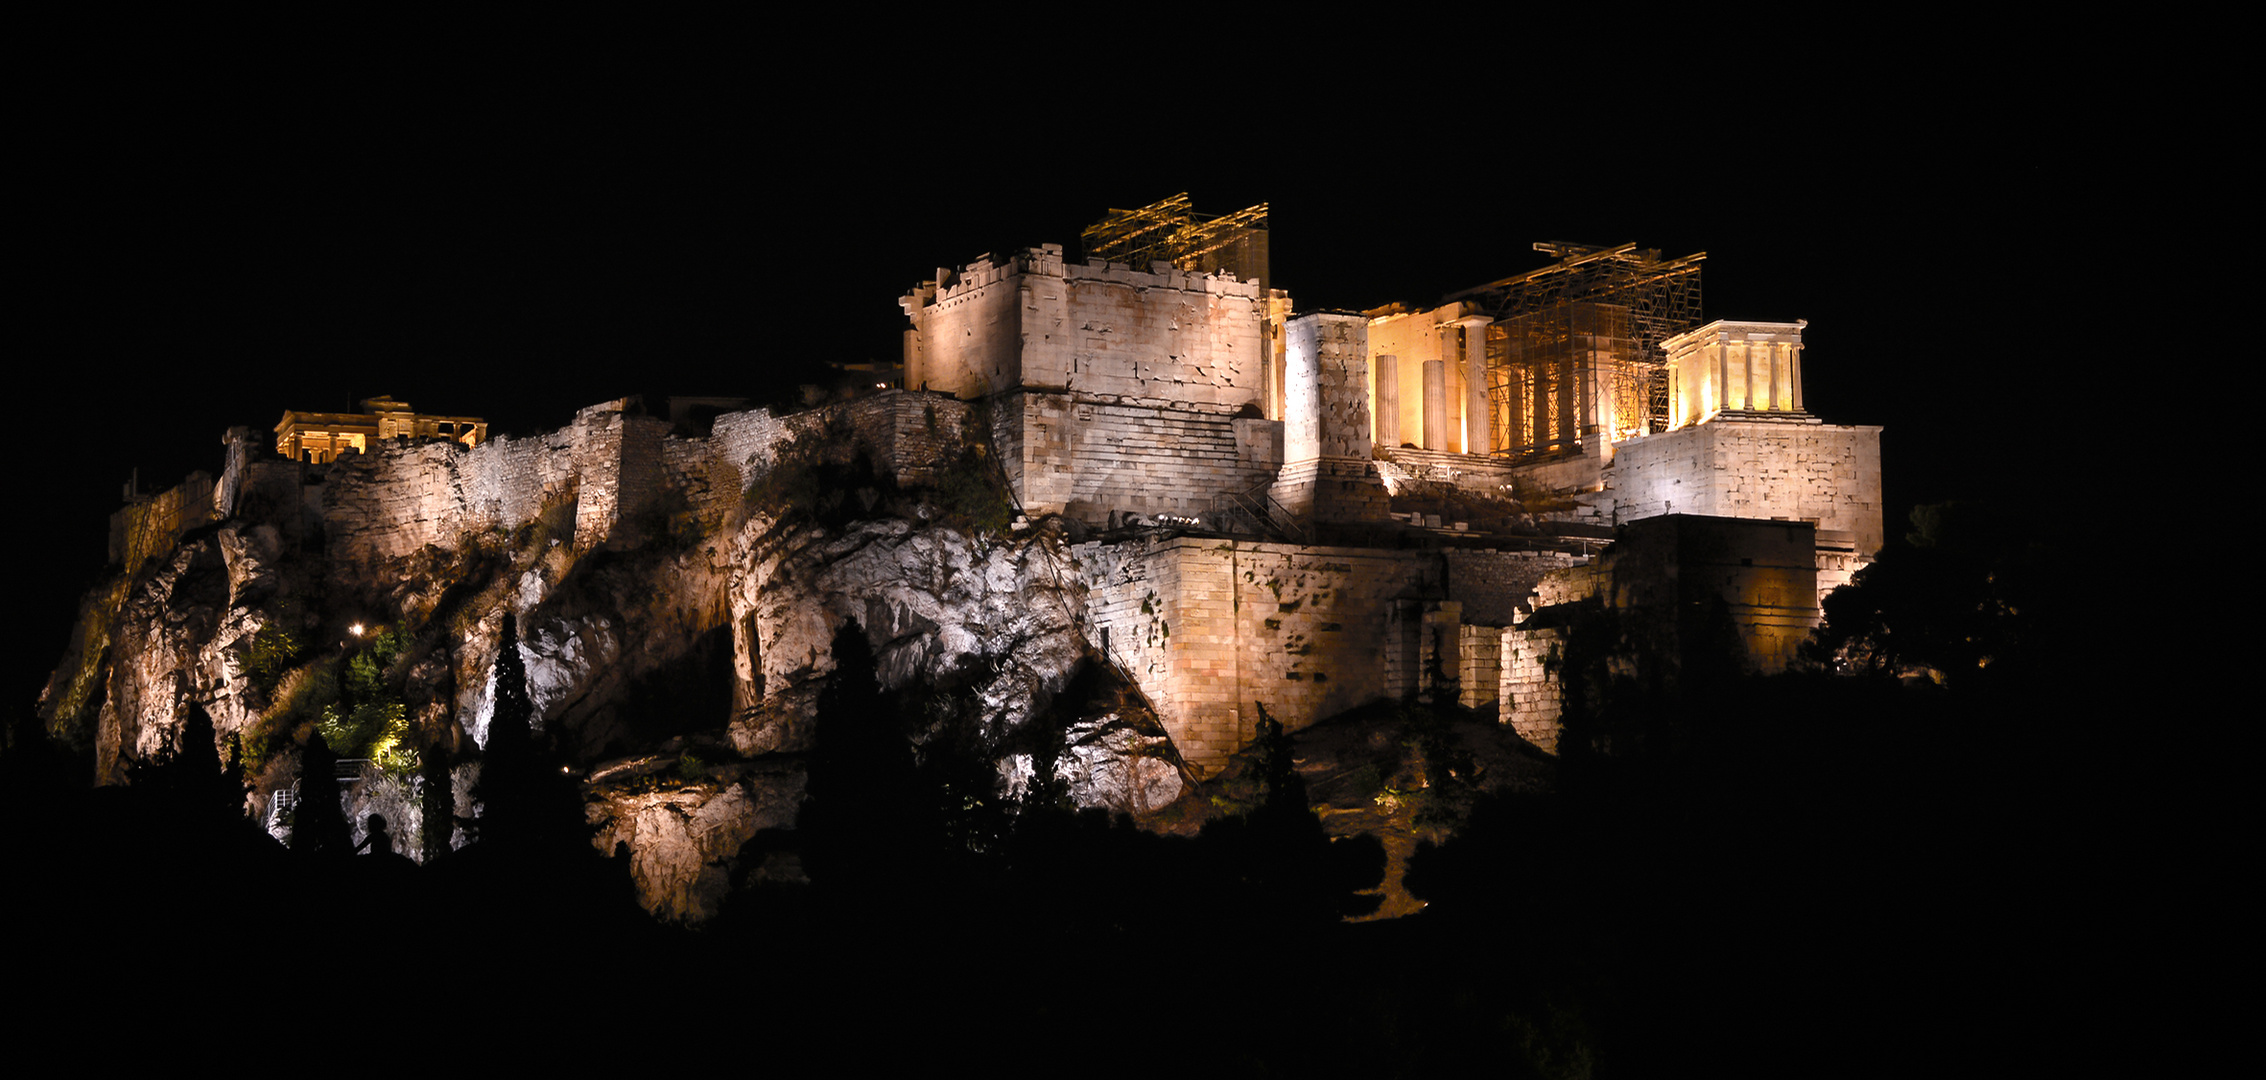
[1449,243,1704,456]
[1081,193,1270,286]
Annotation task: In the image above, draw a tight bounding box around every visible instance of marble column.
[1423,359,1447,451]
[1373,354,1400,448]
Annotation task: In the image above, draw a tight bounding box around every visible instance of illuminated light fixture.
[349,623,366,637]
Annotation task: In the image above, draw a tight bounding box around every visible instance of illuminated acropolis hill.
[894,200,1887,765]
[275,395,488,464]
[107,199,1883,777]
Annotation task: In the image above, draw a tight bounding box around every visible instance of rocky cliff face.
[39,399,1182,922]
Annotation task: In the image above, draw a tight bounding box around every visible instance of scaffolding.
[1448,243,1704,456]
[1081,193,1270,288]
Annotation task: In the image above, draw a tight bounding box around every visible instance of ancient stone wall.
[110,472,217,572]
[1459,623,1502,709]
[1500,623,1566,753]
[902,246,1269,411]
[318,426,575,566]
[1078,536,1438,776]
[1610,420,1884,557]
[899,250,1022,398]
[999,390,1281,524]
[1444,548,1585,627]
[1499,515,1823,754]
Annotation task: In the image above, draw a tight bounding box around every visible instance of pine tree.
[474,612,541,849]
[292,731,351,857]
[419,744,454,863]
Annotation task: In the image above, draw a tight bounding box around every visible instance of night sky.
[21,31,2132,705]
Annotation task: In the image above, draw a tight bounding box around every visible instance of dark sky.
[22,30,2140,704]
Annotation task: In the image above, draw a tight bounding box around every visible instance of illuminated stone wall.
[571,402,671,551]
[1079,535,1439,776]
[903,245,1269,407]
[1609,419,1885,561]
[991,389,1282,524]
[901,247,1273,522]
[1459,623,1503,709]
[1443,548,1586,627]
[1500,623,1566,753]
[318,433,577,564]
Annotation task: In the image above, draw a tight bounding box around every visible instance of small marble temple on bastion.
[146,196,1880,775]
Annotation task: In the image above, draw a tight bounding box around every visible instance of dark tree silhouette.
[419,743,454,863]
[292,731,351,857]
[1194,703,1386,926]
[471,611,578,852]
[796,620,930,902]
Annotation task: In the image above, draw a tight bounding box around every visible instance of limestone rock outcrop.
[728,514,1088,757]
[41,398,1182,923]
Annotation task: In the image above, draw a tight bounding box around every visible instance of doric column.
[1460,316,1491,453]
[1423,359,1447,451]
[1373,354,1400,448]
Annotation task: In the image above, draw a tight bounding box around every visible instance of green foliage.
[46,575,129,750]
[244,624,306,697]
[258,625,412,767]
[268,658,341,734]
[676,752,707,782]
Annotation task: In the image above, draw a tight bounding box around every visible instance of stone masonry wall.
[1500,623,1566,753]
[1460,623,1502,710]
[318,430,578,565]
[1444,548,1586,627]
[901,246,1269,412]
[308,393,983,573]
[1610,420,1884,556]
[110,472,218,572]
[1078,535,1438,776]
[1004,390,1280,525]
[1273,312,1389,527]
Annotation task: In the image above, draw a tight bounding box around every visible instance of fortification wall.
[999,390,1281,524]
[1036,260,1266,407]
[303,392,990,570]
[902,251,1021,399]
[317,426,576,565]
[1610,420,1884,556]
[110,472,217,572]
[902,247,1268,410]
[1079,535,1438,775]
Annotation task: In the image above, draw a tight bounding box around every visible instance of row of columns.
[1663,320,1809,431]
[1371,314,1491,453]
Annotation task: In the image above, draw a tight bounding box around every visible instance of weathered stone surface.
[587,759,806,922]
[1059,710,1183,813]
[728,514,1088,756]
